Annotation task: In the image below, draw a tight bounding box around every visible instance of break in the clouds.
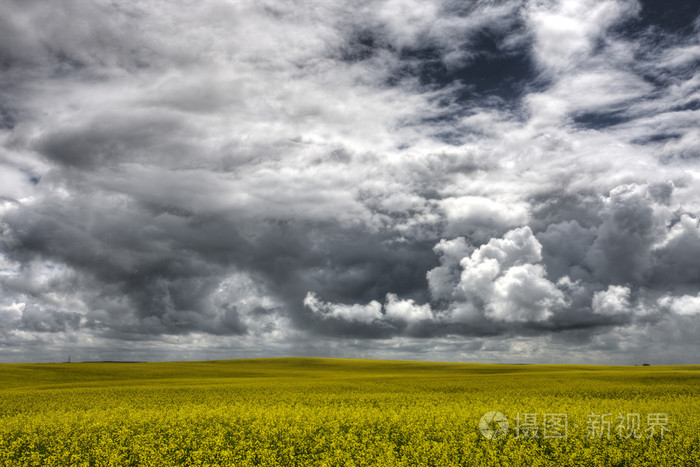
[1,0,699,363]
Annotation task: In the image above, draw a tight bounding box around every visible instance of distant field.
[0,358,698,466]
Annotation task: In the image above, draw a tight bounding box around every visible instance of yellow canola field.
[0,358,697,466]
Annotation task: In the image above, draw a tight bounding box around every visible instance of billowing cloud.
[592,285,632,316]
[305,292,383,324]
[658,293,700,316]
[487,264,567,322]
[384,293,433,323]
[0,0,699,363]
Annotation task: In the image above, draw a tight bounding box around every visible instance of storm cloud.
[1,0,699,363]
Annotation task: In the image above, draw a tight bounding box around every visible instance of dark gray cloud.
[1,0,699,363]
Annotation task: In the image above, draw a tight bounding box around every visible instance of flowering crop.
[0,358,697,466]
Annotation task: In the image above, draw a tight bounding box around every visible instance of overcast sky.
[1,0,699,364]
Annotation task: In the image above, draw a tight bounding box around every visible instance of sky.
[1,0,699,364]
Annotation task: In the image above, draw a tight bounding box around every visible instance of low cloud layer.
[1,0,699,363]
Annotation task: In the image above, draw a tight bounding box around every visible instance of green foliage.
[0,359,697,466]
